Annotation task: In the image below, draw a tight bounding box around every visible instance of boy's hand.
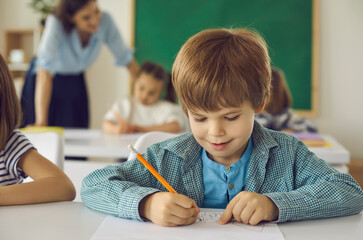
[139,192,200,227]
[218,191,279,225]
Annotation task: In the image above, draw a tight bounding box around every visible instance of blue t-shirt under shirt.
[202,137,253,208]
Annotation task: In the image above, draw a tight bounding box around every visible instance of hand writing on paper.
[115,120,135,134]
[218,191,279,226]
[110,108,135,134]
[139,192,200,227]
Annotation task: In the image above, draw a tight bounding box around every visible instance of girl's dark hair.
[53,0,94,33]
[264,67,292,114]
[138,61,176,102]
[0,54,22,150]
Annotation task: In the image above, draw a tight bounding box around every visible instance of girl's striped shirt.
[0,129,34,186]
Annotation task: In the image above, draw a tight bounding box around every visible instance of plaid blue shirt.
[202,137,252,209]
[81,121,363,222]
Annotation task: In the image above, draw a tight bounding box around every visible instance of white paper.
[91,210,285,240]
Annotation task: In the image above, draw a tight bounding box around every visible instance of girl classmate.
[0,54,75,205]
[255,67,318,132]
[21,0,139,128]
[103,61,186,134]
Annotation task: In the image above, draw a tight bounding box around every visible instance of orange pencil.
[128,144,177,193]
[128,144,200,220]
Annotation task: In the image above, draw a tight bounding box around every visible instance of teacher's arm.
[102,12,139,82]
[127,59,140,83]
[34,68,53,126]
[33,15,63,126]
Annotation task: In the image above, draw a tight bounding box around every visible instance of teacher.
[21,0,139,128]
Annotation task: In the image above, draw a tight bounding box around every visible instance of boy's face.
[188,101,263,166]
[134,73,163,105]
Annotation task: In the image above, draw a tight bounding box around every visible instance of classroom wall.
[0,0,363,159]
[314,0,363,159]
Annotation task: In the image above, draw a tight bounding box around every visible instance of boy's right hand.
[139,192,200,227]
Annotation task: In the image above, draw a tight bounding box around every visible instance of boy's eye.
[194,117,206,122]
[226,115,240,121]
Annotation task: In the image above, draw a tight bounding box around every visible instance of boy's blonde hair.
[0,54,22,150]
[172,28,271,114]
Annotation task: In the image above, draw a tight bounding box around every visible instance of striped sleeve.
[0,129,34,186]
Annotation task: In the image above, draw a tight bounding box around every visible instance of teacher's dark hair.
[54,0,95,33]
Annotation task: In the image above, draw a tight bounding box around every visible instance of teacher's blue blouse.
[35,11,133,74]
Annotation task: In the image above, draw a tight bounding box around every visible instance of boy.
[81,28,363,227]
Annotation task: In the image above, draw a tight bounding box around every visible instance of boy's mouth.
[210,140,231,150]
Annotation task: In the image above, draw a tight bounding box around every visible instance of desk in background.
[0,202,362,240]
[64,129,143,159]
[309,134,350,173]
[64,129,350,172]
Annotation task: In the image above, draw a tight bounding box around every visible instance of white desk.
[64,129,350,171]
[0,202,362,240]
[310,134,350,165]
[309,134,350,173]
[64,129,143,158]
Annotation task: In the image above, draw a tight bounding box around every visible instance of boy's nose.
[208,121,225,136]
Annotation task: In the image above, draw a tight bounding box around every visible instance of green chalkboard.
[135,0,317,113]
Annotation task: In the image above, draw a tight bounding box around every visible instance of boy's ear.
[255,99,266,114]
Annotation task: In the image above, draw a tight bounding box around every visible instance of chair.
[23,132,64,170]
[127,131,179,161]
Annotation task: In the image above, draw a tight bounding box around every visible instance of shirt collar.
[202,136,253,168]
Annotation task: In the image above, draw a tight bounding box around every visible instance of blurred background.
[0,0,362,161]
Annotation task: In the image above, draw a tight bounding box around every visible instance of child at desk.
[0,54,75,205]
[81,28,363,227]
[255,67,318,132]
[102,61,186,134]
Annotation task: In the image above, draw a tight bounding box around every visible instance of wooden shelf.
[8,63,30,71]
[347,159,363,189]
[3,29,40,96]
[4,29,35,64]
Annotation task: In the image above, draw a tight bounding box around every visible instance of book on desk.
[287,132,331,147]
